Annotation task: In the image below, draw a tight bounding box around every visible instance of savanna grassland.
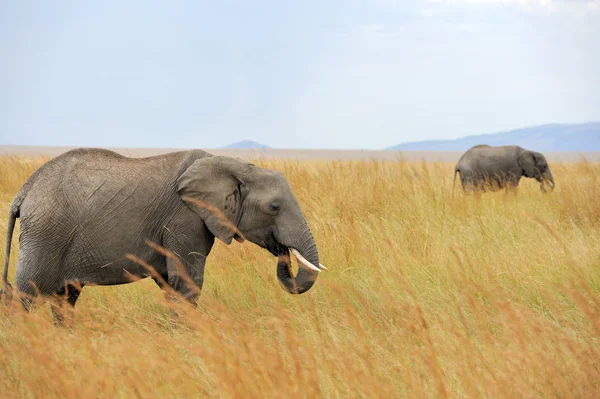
[1,155,600,398]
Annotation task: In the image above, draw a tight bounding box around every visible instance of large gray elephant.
[1,148,326,323]
[453,145,555,192]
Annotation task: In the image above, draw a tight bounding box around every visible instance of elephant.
[453,144,555,192]
[1,148,326,324]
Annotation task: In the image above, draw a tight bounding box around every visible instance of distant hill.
[387,122,600,152]
[221,140,270,149]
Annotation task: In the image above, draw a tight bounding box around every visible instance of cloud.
[426,0,600,16]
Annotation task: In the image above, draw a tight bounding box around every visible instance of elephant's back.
[456,145,521,171]
[461,146,523,176]
[16,148,192,221]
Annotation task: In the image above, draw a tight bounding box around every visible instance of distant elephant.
[453,145,555,192]
[1,148,326,323]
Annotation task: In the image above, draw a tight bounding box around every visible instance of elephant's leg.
[500,173,518,195]
[151,273,169,291]
[151,273,180,305]
[164,255,203,307]
[461,170,476,193]
[15,281,47,319]
[50,283,84,327]
[159,221,213,308]
[476,173,491,191]
[475,175,489,192]
[19,295,36,313]
[15,275,43,314]
[15,249,64,312]
[508,173,521,188]
[151,271,190,320]
[492,176,505,191]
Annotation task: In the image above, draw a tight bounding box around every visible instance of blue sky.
[1,0,599,149]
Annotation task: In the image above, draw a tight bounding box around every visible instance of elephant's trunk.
[276,224,322,294]
[547,171,555,190]
[541,169,555,192]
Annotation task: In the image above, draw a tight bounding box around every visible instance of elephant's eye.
[269,202,281,213]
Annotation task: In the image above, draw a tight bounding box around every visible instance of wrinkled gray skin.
[453,145,555,192]
[1,148,321,323]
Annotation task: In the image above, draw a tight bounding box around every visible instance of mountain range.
[220,122,600,152]
[386,122,600,152]
[220,140,270,149]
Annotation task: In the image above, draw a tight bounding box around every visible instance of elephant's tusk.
[319,263,328,270]
[290,248,322,273]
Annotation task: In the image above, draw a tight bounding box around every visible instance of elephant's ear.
[518,151,538,178]
[176,156,250,244]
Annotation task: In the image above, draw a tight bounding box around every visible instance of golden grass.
[1,155,599,398]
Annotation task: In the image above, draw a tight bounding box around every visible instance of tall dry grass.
[1,155,599,398]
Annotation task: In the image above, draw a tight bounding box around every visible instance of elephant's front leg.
[150,233,210,308]
[150,251,206,319]
[50,283,84,327]
[165,252,206,306]
[156,218,214,308]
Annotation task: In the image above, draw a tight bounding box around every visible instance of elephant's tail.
[1,204,18,297]
[452,168,460,197]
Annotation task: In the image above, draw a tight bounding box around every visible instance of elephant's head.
[518,150,555,192]
[176,156,325,294]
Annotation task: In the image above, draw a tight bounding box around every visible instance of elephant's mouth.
[265,232,288,257]
[264,232,326,272]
